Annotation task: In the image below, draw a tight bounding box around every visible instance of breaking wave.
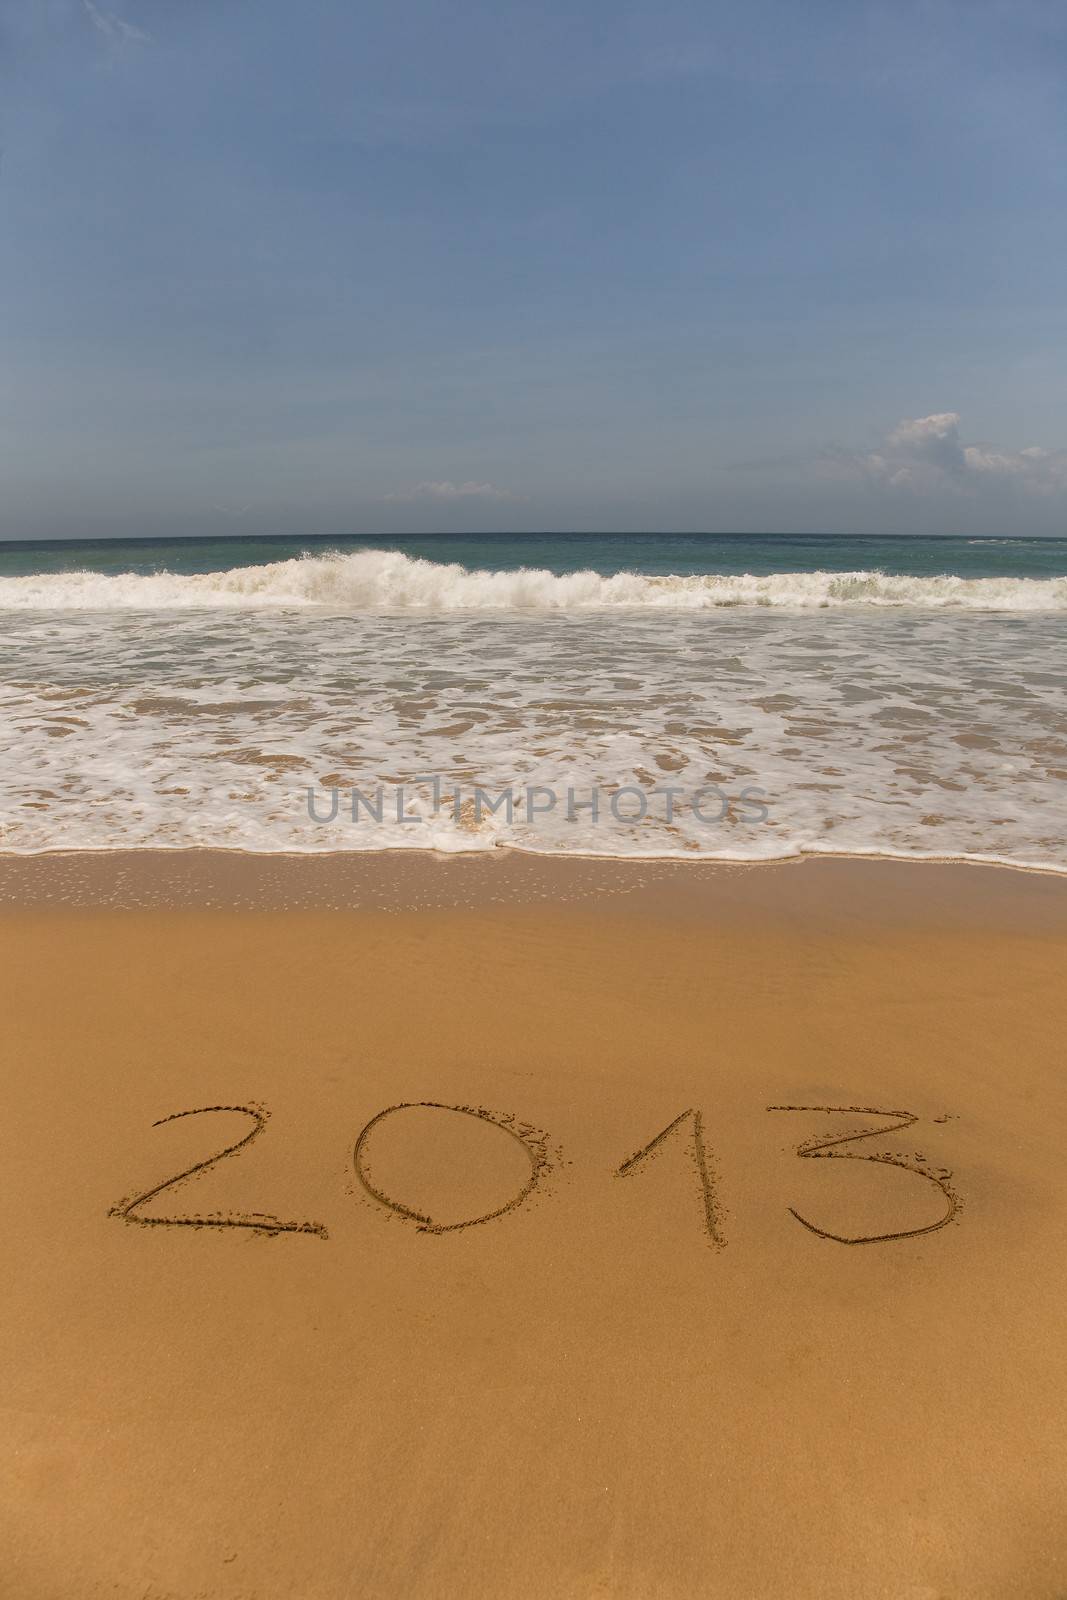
[1,548,1066,611]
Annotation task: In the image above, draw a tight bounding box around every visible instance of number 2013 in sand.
[112,1100,966,1248]
[109,1098,961,1249]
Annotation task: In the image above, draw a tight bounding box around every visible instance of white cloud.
[382,480,515,503]
[823,412,1067,497]
[82,0,151,46]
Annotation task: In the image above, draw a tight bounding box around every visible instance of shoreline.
[1,841,1065,874]
[2,847,1066,931]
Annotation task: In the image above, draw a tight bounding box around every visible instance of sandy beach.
[1,853,1065,1598]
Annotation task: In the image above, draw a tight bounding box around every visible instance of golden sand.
[1,855,1065,1598]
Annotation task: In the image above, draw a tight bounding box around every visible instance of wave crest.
[1,548,1065,611]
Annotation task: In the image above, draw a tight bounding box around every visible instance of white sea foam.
[1,604,1064,869]
[1,548,1066,611]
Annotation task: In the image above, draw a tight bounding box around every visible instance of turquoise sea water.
[1,530,1065,580]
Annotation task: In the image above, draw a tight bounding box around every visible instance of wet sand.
[1,854,1066,1599]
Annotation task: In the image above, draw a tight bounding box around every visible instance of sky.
[2,0,1066,539]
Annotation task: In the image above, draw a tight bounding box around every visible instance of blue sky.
[2,0,1066,537]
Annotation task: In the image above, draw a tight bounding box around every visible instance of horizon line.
[1,530,1061,550]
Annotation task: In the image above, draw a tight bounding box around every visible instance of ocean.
[2,532,1065,869]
